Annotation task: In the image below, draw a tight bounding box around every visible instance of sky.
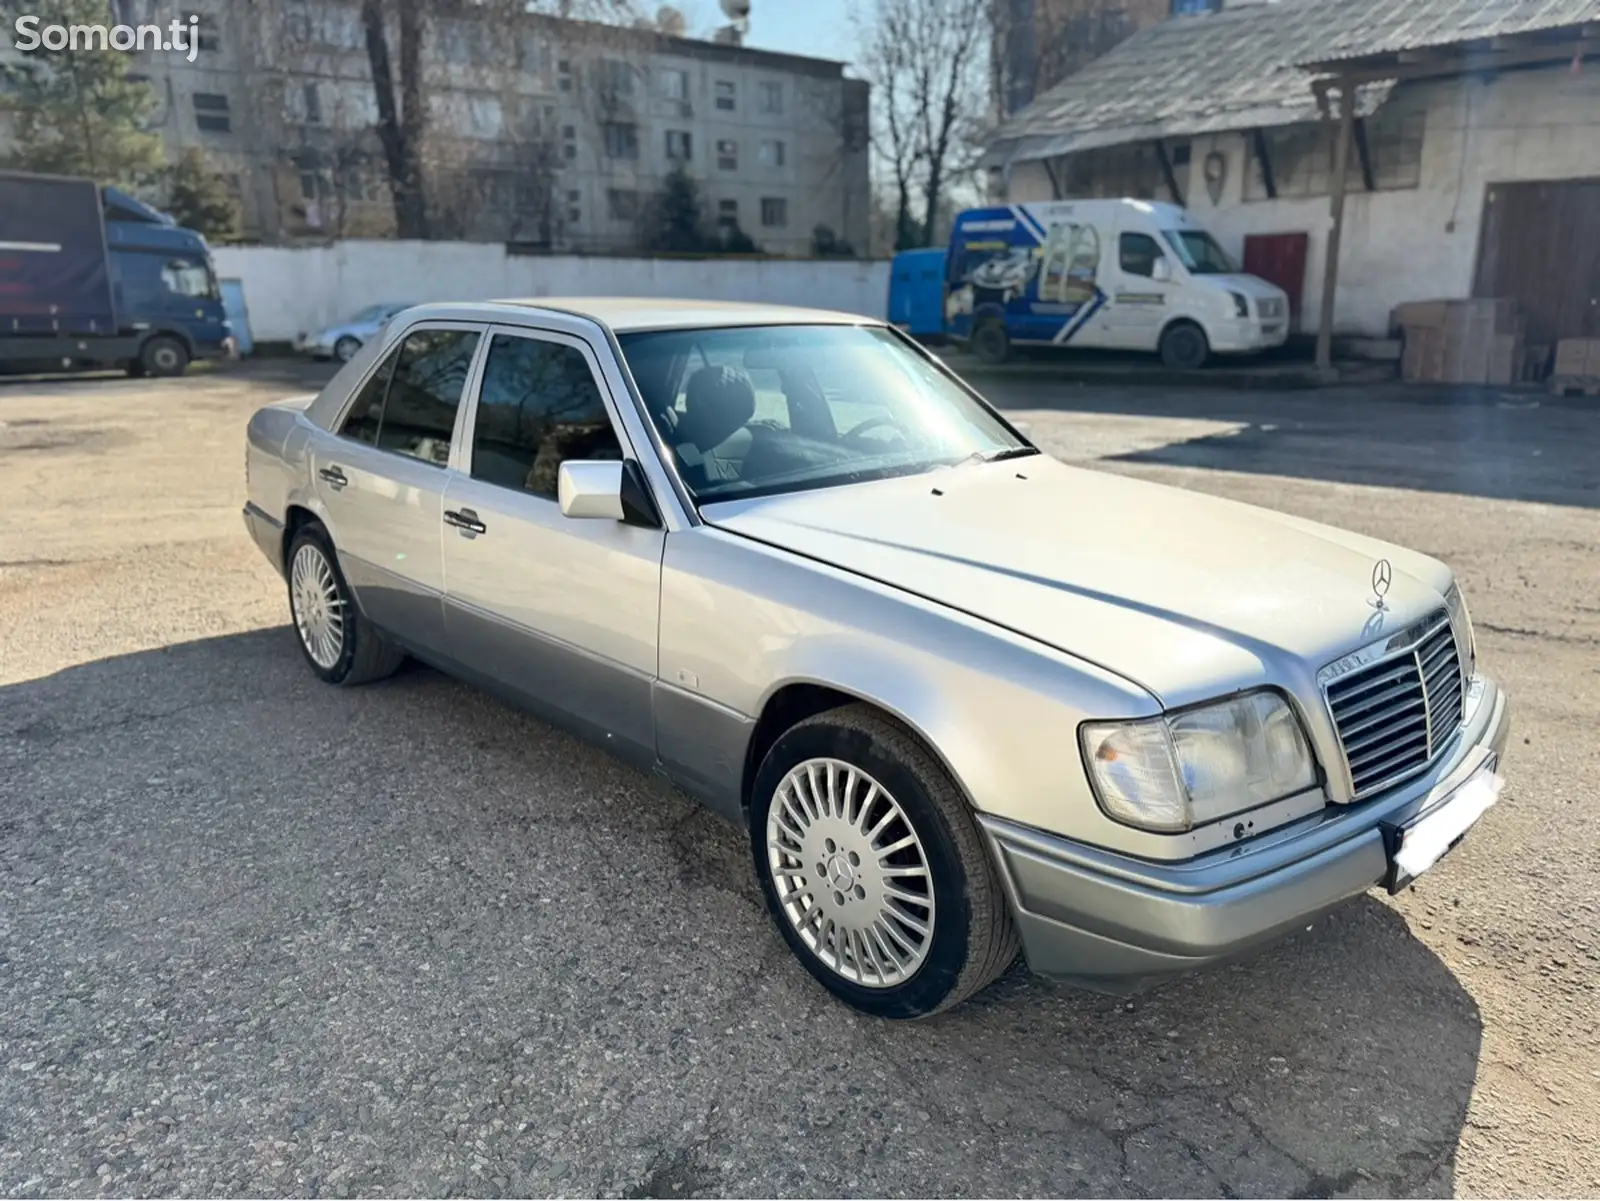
[669,0,859,67]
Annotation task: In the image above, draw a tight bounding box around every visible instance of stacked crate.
[1393,299,1525,385]
[1549,339,1600,396]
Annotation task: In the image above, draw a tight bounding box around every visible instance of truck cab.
[944,198,1290,368]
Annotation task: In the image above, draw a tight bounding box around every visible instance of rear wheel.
[750,704,1020,1018]
[971,320,1010,364]
[1158,320,1209,371]
[140,335,190,378]
[285,523,405,686]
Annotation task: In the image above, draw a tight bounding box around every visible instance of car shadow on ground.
[984,379,1600,510]
[0,629,1481,1198]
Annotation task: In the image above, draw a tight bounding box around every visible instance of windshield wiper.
[985,446,1040,462]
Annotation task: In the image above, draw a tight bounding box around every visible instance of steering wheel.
[841,415,907,443]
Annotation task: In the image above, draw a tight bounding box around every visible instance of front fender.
[658,526,1162,851]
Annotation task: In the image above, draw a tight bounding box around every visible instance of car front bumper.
[1208,317,1290,354]
[979,675,1510,993]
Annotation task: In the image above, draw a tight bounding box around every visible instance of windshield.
[617,324,1030,503]
[1161,229,1238,275]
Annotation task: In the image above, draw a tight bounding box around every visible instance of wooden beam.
[1352,116,1376,191]
[1153,139,1185,207]
[1315,80,1355,374]
[1252,128,1278,199]
[1041,156,1064,200]
[1305,37,1598,85]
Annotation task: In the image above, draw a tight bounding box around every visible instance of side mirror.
[557,459,660,528]
[1151,256,1173,283]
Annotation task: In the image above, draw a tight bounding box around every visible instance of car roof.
[397,297,880,334]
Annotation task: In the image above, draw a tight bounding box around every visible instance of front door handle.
[444,507,486,537]
[318,465,348,490]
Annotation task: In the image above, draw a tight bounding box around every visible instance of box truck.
[0,170,233,377]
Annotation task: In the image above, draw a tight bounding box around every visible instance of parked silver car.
[244,299,1510,1018]
[295,301,415,362]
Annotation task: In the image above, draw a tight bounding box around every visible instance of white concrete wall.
[213,242,892,343]
[1006,64,1600,336]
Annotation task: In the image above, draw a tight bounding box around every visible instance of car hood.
[1199,273,1287,301]
[701,457,1451,707]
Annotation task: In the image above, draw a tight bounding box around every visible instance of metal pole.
[1315,79,1355,374]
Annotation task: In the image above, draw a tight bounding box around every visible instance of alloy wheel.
[765,757,936,988]
[290,542,345,669]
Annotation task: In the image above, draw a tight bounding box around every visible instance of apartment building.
[2,1,870,256]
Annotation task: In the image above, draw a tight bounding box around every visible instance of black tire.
[1158,320,1209,371]
[749,703,1020,1019]
[333,335,362,363]
[140,335,190,378]
[285,522,405,686]
[970,320,1010,365]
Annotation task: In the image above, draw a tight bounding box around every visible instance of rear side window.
[374,329,481,465]
[338,350,395,446]
[470,334,622,498]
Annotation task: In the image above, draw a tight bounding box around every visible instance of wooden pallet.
[1548,374,1600,397]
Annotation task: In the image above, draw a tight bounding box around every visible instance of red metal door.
[1243,232,1309,329]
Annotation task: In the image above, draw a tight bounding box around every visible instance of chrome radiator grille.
[1325,612,1465,798]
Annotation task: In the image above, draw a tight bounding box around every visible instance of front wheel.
[1158,321,1209,371]
[750,704,1020,1018]
[140,334,190,377]
[332,335,362,363]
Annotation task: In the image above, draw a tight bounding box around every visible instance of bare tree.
[858,0,988,249]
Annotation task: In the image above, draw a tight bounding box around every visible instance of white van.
[943,198,1291,368]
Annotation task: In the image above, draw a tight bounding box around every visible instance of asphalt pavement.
[1,361,1596,1197]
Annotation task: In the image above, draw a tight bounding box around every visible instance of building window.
[599,58,634,96]
[760,197,787,228]
[557,59,573,91]
[602,122,639,159]
[300,83,322,124]
[197,31,219,51]
[192,92,231,133]
[568,206,581,224]
[758,138,785,168]
[298,170,324,201]
[1245,90,1425,202]
[607,188,640,221]
[564,143,577,160]
[717,199,738,228]
[716,138,737,171]
[665,129,692,161]
[758,80,783,114]
[714,79,735,111]
[662,68,688,100]
[567,189,581,202]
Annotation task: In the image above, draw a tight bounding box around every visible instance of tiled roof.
[988,0,1600,166]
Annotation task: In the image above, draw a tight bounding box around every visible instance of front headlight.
[1444,582,1476,679]
[1229,290,1250,318]
[1081,691,1318,833]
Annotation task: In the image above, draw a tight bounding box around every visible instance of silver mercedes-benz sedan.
[243,298,1510,1018]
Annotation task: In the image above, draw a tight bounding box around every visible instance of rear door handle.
[444,507,486,536]
[318,465,348,490]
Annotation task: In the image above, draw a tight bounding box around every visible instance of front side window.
[373,329,481,465]
[617,324,1029,503]
[1161,229,1238,274]
[470,334,623,498]
[160,256,217,298]
[1118,232,1162,277]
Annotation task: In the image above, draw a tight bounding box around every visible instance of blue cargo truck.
[0,170,233,377]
